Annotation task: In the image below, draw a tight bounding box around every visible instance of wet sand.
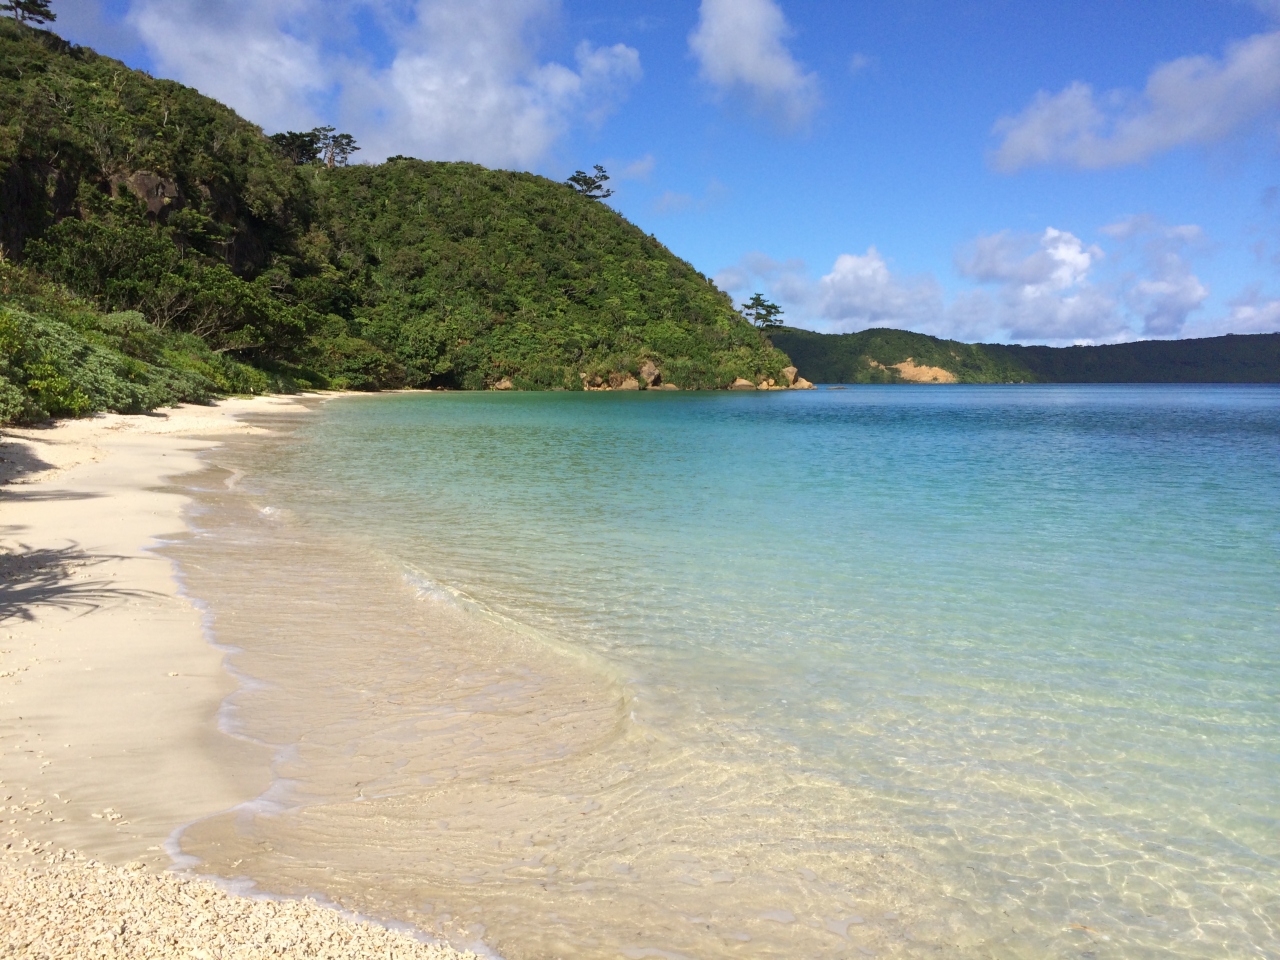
[0,397,476,959]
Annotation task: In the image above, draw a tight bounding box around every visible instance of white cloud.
[814,249,944,331]
[1214,289,1280,333]
[1101,216,1210,336]
[369,0,641,168]
[127,0,331,133]
[714,252,806,302]
[121,0,641,168]
[721,226,1202,345]
[952,228,1127,342]
[959,228,1102,293]
[688,0,819,128]
[993,30,1280,171]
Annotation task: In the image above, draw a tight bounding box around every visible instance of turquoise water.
[180,385,1280,958]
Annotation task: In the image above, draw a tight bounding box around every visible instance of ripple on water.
[170,387,1280,960]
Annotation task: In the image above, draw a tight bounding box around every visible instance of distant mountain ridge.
[769,327,1280,384]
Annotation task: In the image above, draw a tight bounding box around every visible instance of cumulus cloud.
[120,0,641,168]
[1215,289,1280,333]
[714,252,807,303]
[718,249,944,333]
[720,224,1217,345]
[959,228,1101,292]
[128,0,331,132]
[814,249,944,330]
[1101,216,1210,336]
[993,30,1280,171]
[689,0,819,128]
[366,1,641,167]
[955,228,1126,342]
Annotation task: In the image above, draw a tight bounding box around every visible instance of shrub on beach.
[0,262,284,423]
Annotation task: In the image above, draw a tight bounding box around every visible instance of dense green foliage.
[986,336,1280,383]
[770,326,1280,384]
[0,19,788,421]
[316,160,789,390]
[0,259,278,422]
[0,17,320,364]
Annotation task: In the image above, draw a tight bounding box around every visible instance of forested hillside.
[312,160,788,390]
[770,327,1280,384]
[985,335,1280,383]
[0,19,789,422]
[768,328,1036,383]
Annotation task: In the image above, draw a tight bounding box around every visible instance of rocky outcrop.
[868,357,957,383]
[113,171,181,221]
[492,377,514,390]
[781,365,798,386]
[600,372,638,390]
[639,359,661,387]
[729,378,757,390]
[580,370,651,390]
[793,377,815,389]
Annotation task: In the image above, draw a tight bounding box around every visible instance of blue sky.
[57,0,1280,344]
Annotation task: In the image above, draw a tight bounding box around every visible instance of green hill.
[767,327,1033,384]
[769,327,1280,384]
[310,159,789,391]
[985,335,1280,383]
[0,19,788,422]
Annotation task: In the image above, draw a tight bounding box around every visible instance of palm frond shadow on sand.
[0,545,161,624]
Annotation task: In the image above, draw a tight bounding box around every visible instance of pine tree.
[2,0,57,25]
[269,130,323,165]
[566,165,614,200]
[267,127,359,167]
[742,293,783,328]
[321,131,359,169]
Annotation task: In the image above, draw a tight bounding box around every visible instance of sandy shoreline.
[0,396,477,958]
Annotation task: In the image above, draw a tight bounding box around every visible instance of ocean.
[169,385,1280,959]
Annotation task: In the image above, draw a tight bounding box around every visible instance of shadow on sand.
[0,545,161,624]
[0,426,58,486]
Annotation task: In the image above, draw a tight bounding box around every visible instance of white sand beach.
[0,397,476,959]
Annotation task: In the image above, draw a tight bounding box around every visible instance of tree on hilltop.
[567,165,614,200]
[2,0,57,24]
[269,127,359,168]
[269,130,323,165]
[316,127,359,168]
[742,293,783,328]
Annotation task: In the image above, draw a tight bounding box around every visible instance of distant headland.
[769,326,1280,385]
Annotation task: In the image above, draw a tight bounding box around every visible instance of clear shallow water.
[174,386,1280,959]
